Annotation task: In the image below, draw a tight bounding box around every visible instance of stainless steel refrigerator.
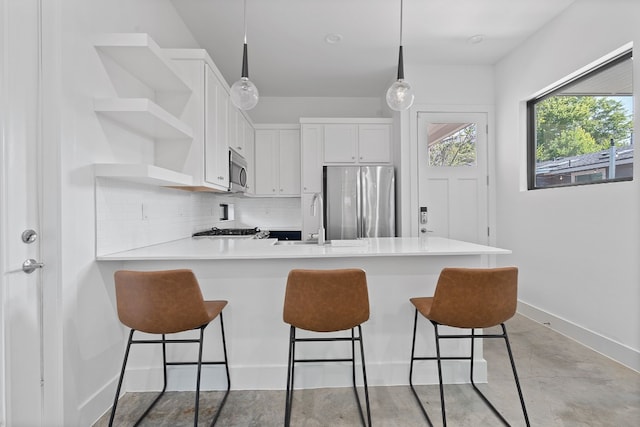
[323,165,396,240]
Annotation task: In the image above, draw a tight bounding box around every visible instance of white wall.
[494,0,640,370]
[55,1,205,425]
[95,181,227,256]
[95,181,302,255]
[57,3,343,423]
[397,64,495,237]
[407,64,495,106]
[216,194,302,231]
[50,1,640,425]
[248,96,385,124]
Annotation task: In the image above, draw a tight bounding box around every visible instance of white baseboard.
[80,375,119,427]
[517,301,640,372]
[122,359,487,391]
[83,357,489,424]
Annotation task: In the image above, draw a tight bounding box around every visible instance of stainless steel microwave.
[229,148,247,192]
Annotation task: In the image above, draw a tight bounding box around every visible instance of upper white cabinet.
[242,119,255,194]
[166,49,255,192]
[301,124,323,194]
[229,108,250,155]
[279,130,301,195]
[204,63,230,188]
[299,118,393,239]
[300,117,394,189]
[254,127,300,197]
[254,130,278,196]
[358,124,393,163]
[322,122,392,164]
[93,34,194,186]
[323,124,358,163]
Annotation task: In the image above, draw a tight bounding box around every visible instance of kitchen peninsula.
[98,237,510,391]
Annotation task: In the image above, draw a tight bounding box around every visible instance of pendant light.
[386,0,414,111]
[230,0,259,110]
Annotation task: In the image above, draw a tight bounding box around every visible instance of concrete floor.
[94,314,640,426]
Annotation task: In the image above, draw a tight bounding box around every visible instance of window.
[527,50,633,189]
[428,122,477,167]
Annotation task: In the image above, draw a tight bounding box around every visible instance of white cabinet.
[228,104,238,154]
[243,121,255,194]
[301,124,323,194]
[166,49,252,192]
[323,124,358,163]
[300,118,393,240]
[254,130,277,195]
[242,116,253,155]
[254,127,300,197]
[93,33,194,186]
[229,108,250,155]
[204,64,229,188]
[323,123,392,164]
[358,124,393,163]
[279,130,301,195]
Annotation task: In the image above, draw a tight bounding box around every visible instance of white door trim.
[0,0,63,425]
[38,0,64,423]
[0,0,7,422]
[408,104,497,246]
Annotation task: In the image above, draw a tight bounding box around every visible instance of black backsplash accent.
[268,230,301,241]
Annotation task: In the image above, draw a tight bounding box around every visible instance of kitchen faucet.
[310,192,325,245]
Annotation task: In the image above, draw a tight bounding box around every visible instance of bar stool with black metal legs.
[409,267,530,427]
[109,269,231,427]
[283,268,372,427]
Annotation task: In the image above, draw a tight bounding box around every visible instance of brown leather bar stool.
[409,267,530,427]
[109,269,230,427]
[283,268,372,426]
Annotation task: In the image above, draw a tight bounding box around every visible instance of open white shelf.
[94,33,190,93]
[94,98,193,140]
[94,163,194,187]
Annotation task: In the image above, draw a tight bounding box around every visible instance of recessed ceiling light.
[467,34,484,44]
[325,33,343,44]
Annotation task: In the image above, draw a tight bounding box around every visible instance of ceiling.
[170,0,576,98]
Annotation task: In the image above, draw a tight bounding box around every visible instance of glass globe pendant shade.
[386,79,414,111]
[386,44,414,111]
[230,43,259,110]
[230,77,259,110]
[387,0,414,112]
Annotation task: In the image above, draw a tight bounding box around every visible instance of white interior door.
[0,0,45,425]
[417,112,489,244]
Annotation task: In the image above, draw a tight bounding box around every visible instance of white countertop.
[96,236,511,261]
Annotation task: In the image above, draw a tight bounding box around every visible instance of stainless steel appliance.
[229,148,247,192]
[192,227,268,239]
[323,165,395,240]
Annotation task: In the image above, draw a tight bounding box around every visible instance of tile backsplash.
[95,179,301,255]
[215,194,301,231]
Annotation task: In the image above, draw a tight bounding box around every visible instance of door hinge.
[486,175,489,186]
[487,227,490,237]
[486,124,489,134]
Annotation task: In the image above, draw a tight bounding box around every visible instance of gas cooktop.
[192,227,266,237]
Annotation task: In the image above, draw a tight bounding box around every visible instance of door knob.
[22,229,38,243]
[22,259,44,274]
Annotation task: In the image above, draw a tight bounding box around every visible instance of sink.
[274,240,328,246]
